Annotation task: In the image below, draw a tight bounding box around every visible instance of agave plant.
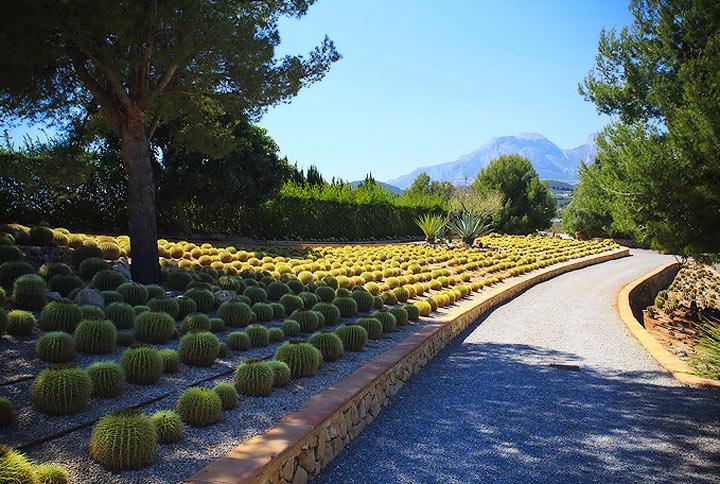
[447,212,492,245]
[415,214,446,243]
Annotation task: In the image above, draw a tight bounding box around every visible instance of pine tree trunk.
[121,120,161,284]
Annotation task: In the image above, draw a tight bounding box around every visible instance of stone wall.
[186,248,630,484]
[626,261,680,323]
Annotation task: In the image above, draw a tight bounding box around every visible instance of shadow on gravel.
[318,328,720,483]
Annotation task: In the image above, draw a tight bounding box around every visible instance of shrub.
[281,319,301,337]
[159,349,181,373]
[226,331,251,351]
[335,324,368,351]
[309,331,344,362]
[246,324,270,347]
[315,285,336,303]
[36,332,75,363]
[290,309,320,333]
[79,257,110,280]
[39,301,83,333]
[176,387,222,426]
[351,290,374,313]
[47,274,83,297]
[105,302,135,330]
[34,463,69,484]
[184,288,215,313]
[312,302,341,326]
[12,274,46,310]
[167,270,193,291]
[404,303,420,322]
[89,410,158,470]
[74,319,116,354]
[252,302,274,322]
[86,361,125,397]
[210,317,226,333]
[6,310,36,335]
[176,295,197,319]
[179,331,219,367]
[117,282,148,306]
[133,311,175,344]
[213,383,238,409]
[0,446,37,483]
[389,306,409,326]
[266,360,291,387]
[181,312,212,333]
[91,269,126,291]
[31,367,92,415]
[0,398,15,427]
[233,360,274,396]
[146,296,180,319]
[356,317,383,340]
[121,346,164,385]
[270,302,286,319]
[217,301,254,327]
[151,410,183,444]
[268,327,284,343]
[274,341,322,378]
[332,297,358,318]
[373,311,397,333]
[279,294,303,314]
[267,281,291,301]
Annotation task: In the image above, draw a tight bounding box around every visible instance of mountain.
[349,180,402,195]
[387,133,596,188]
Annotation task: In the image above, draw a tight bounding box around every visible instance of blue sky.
[261,0,632,182]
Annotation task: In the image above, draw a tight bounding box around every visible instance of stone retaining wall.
[625,261,680,322]
[187,247,630,484]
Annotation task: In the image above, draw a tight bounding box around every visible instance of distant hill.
[545,179,576,191]
[387,133,596,188]
[349,180,402,195]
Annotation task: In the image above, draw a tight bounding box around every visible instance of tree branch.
[70,54,122,130]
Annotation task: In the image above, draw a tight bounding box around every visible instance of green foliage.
[0,446,37,483]
[312,302,341,325]
[290,309,321,333]
[89,410,157,470]
[7,309,36,335]
[234,360,274,396]
[472,154,555,234]
[281,319,301,337]
[691,318,720,379]
[120,346,164,385]
[36,332,75,363]
[0,260,34,287]
[447,212,493,246]
[274,341,322,378]
[79,257,110,280]
[117,282,148,306]
[226,331,251,351]
[86,361,125,398]
[176,387,222,426]
[47,274,82,297]
[105,302,135,330]
[151,410,183,444]
[12,274,46,310]
[39,301,83,333]
[415,213,446,243]
[31,367,92,415]
[146,296,180,319]
[246,325,270,347]
[184,288,215,313]
[309,331,344,362]
[0,398,15,427]
[335,324,368,352]
[181,312,212,333]
[34,463,69,484]
[134,311,176,344]
[266,360,291,387]
[217,301,254,327]
[356,317,383,340]
[74,319,116,354]
[179,331,219,367]
[332,297,358,318]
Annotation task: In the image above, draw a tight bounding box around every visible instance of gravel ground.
[319,250,720,484]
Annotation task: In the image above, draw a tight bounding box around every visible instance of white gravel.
[318,250,720,483]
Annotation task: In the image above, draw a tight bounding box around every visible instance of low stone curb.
[186,247,630,484]
[615,261,720,388]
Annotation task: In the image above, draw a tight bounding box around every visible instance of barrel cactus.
[332,297,358,318]
[270,302,286,319]
[74,319,117,354]
[226,331,251,351]
[0,445,37,484]
[35,332,75,363]
[176,295,197,319]
[151,410,183,444]
[0,260,34,287]
[116,331,136,347]
[213,383,238,409]
[210,317,226,333]
[315,285,336,303]
[145,284,165,299]
[217,301,254,327]
[101,290,124,304]
[0,398,15,427]
[80,304,105,320]
[89,410,158,470]
[309,331,344,362]
[48,274,83,297]
[243,286,267,305]
[392,286,410,303]
[105,302,136,330]
[268,327,284,343]
[312,302,341,325]
[356,317,383,340]
[30,225,55,245]
[159,349,181,373]
[181,312,212,333]
[91,269,126,291]
[39,301,82,333]
[38,262,71,279]
[179,331,219,367]
[274,341,322,378]
[389,306,409,326]
[373,311,397,333]
[176,387,223,426]
[134,311,175,344]
[117,282,148,306]
[335,324,368,351]
[290,309,320,333]
[6,310,36,335]
[31,367,92,415]
[120,346,164,385]
[146,296,180,319]
[167,270,193,291]
[233,360,274,396]
[34,463,69,484]
[13,274,46,310]
[404,303,420,322]
[184,288,215,313]
[267,281,291,301]
[279,294,303,314]
[415,300,432,317]
[86,361,125,398]
[246,324,270,347]
[351,290,374,313]
[70,245,103,269]
[266,360,291,387]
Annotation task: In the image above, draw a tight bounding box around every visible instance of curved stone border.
[615,261,720,388]
[186,247,630,484]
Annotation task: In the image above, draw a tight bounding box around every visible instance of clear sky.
[261,0,633,182]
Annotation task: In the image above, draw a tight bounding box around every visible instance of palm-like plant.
[447,212,493,245]
[415,214,446,243]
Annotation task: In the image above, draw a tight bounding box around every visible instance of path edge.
[186,247,630,484]
[615,260,720,388]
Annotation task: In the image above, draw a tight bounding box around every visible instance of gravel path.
[318,250,720,484]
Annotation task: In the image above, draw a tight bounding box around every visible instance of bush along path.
[319,249,720,484]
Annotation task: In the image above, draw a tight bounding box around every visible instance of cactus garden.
[0,223,618,482]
